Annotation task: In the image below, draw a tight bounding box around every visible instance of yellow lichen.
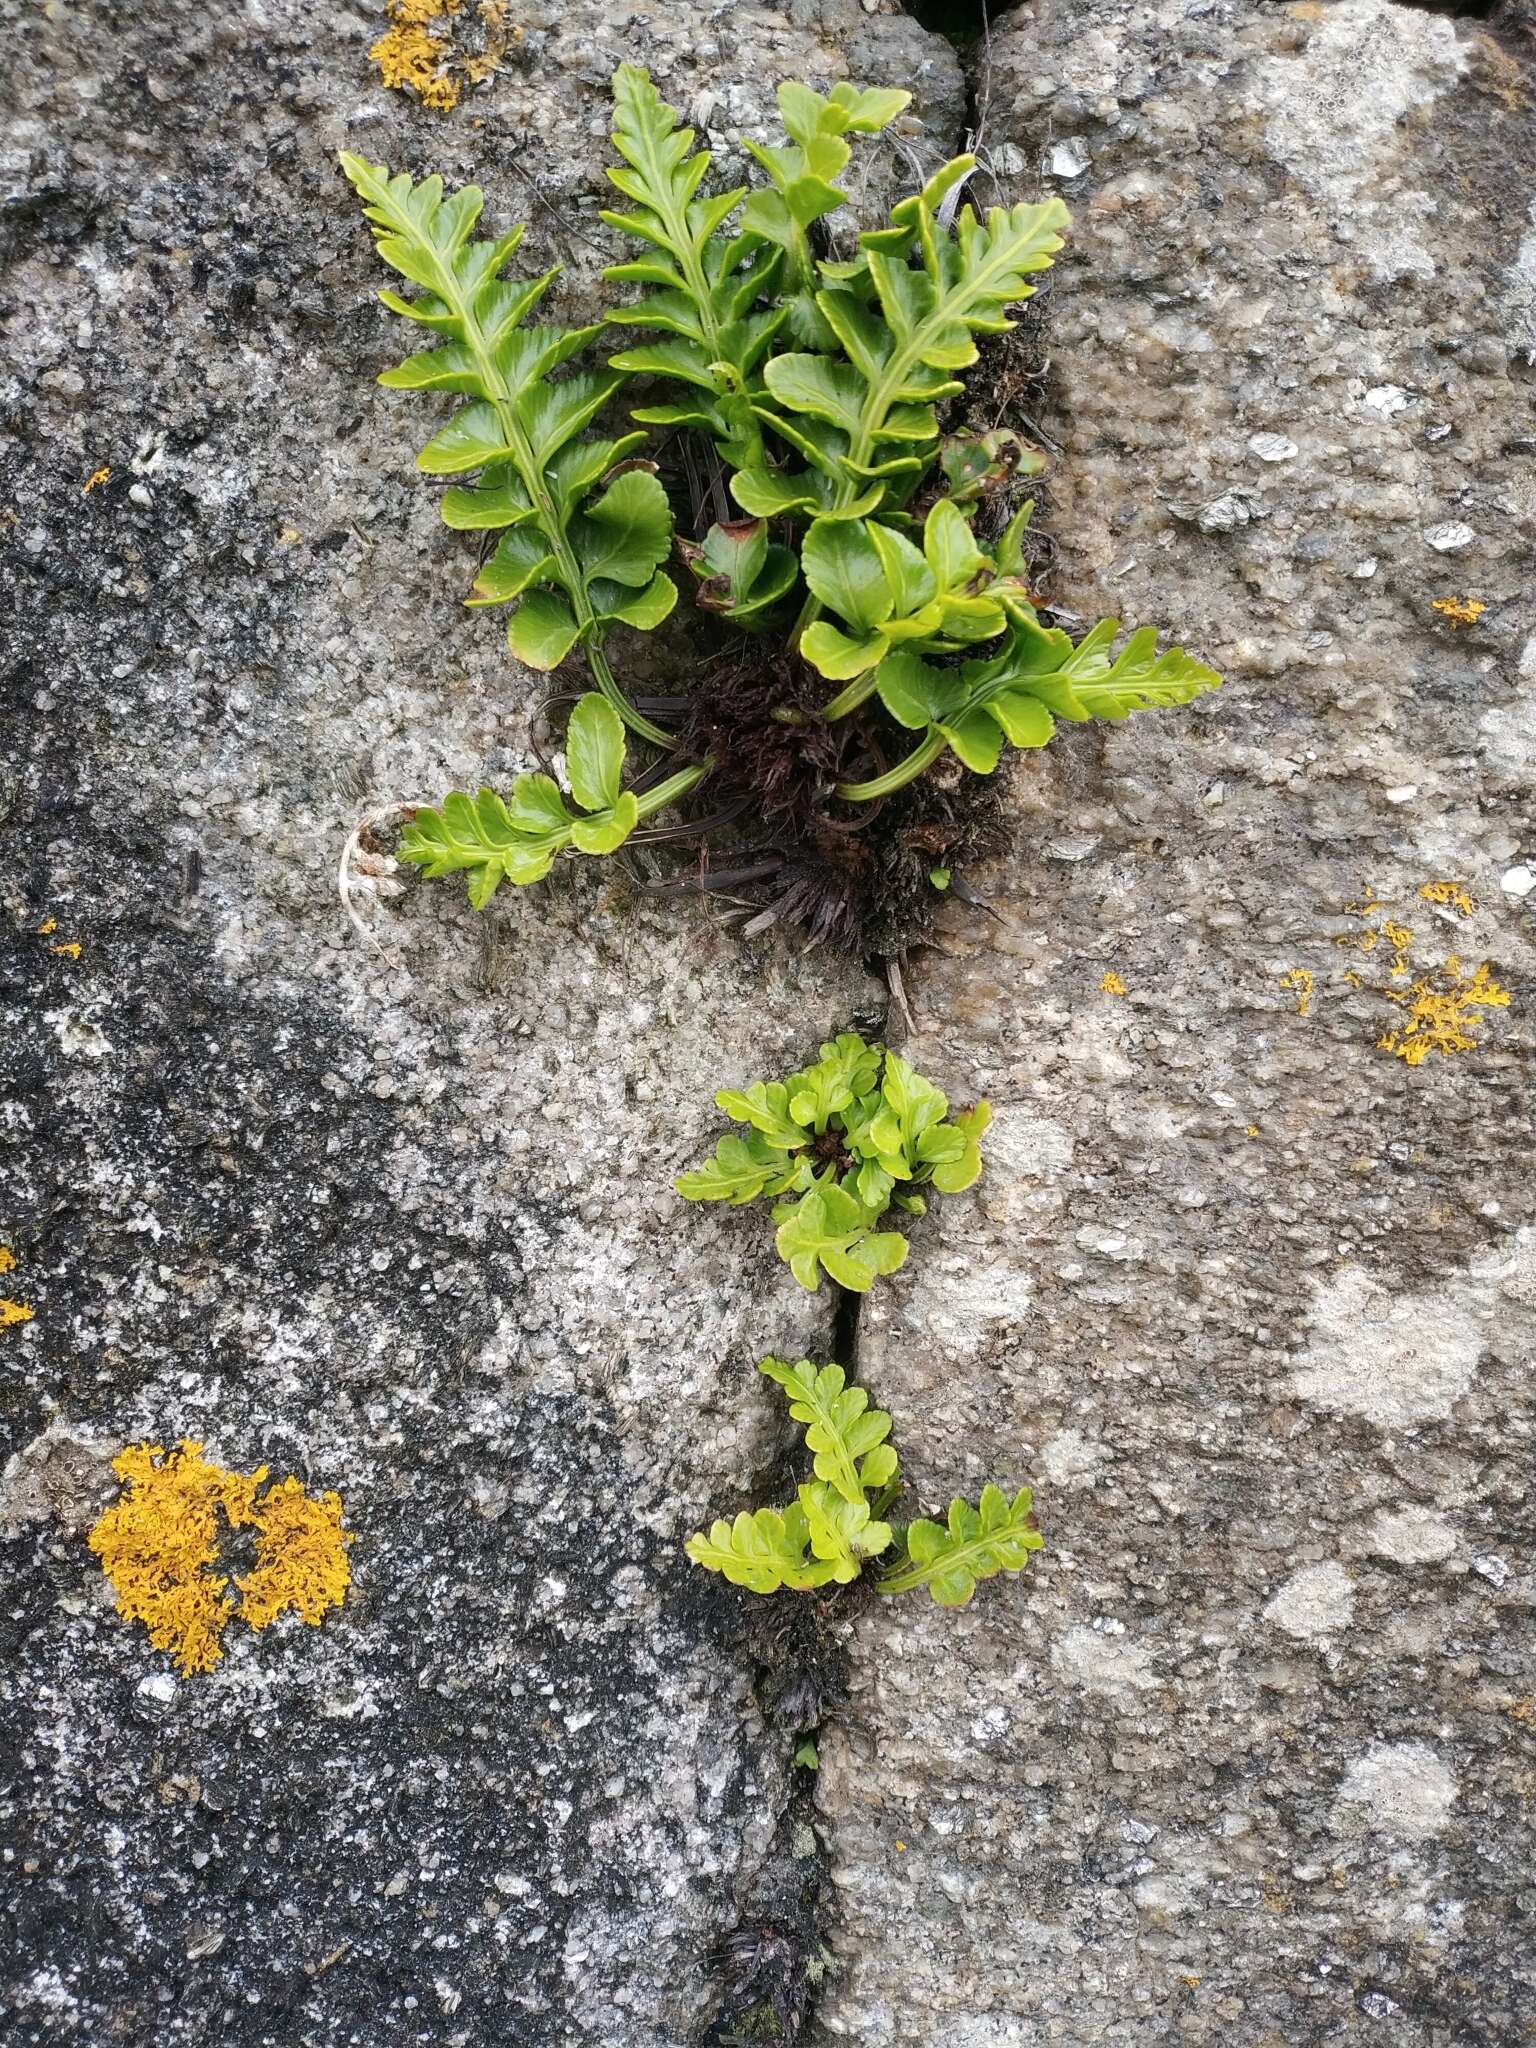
[235,1477,354,1629]
[82,467,111,494]
[37,917,57,935]
[1280,967,1313,1017]
[1381,922,1414,978]
[1099,969,1128,996]
[0,1246,14,1274]
[89,1442,353,1677]
[371,0,462,109]
[1377,958,1511,1067]
[1430,596,1486,627]
[1418,880,1474,916]
[2,1299,35,1328]
[50,940,82,959]
[369,0,517,107]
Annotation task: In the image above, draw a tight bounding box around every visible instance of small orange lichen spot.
[89,1441,353,1677]
[893,1840,907,1853]
[50,940,82,959]
[0,1246,14,1274]
[37,917,57,935]
[371,0,463,109]
[2,1298,35,1328]
[1431,597,1486,627]
[1245,1125,1260,1137]
[1381,923,1414,978]
[1378,958,1511,1067]
[1100,969,1128,996]
[1342,970,1363,988]
[1280,967,1313,1017]
[82,466,111,494]
[1419,880,1474,916]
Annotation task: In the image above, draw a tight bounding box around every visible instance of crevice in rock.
[698,1265,879,2043]
[902,0,1013,49]
[1389,1,1505,20]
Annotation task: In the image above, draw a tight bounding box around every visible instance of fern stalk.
[834,729,947,802]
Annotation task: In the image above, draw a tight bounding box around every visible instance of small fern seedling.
[676,1031,990,1292]
[686,1357,1042,1608]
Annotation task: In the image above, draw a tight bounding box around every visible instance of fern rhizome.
[341,66,1221,950]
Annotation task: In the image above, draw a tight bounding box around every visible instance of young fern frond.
[878,1485,1043,1606]
[602,64,784,472]
[398,694,707,907]
[772,1181,909,1294]
[339,153,675,744]
[686,1361,1039,1611]
[739,81,912,347]
[758,1358,898,1504]
[677,1034,990,1293]
[686,1498,836,1594]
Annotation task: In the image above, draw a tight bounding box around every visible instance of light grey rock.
[0,4,960,2045]
[815,3,1536,2044]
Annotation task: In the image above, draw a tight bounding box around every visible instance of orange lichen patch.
[1245,1125,1260,1137]
[1099,969,1128,996]
[370,0,515,108]
[1377,958,1511,1067]
[89,1442,352,1677]
[82,467,111,494]
[1381,922,1414,978]
[235,1477,353,1629]
[463,0,519,84]
[0,1247,14,1275]
[50,940,82,959]
[2,1299,35,1328]
[1418,880,1474,916]
[1431,597,1486,627]
[37,917,57,935]
[1280,967,1313,1017]
[371,0,462,110]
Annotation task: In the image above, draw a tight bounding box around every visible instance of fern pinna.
[342,70,1220,939]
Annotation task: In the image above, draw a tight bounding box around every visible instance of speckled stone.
[0,4,962,2043]
[815,3,1536,2043]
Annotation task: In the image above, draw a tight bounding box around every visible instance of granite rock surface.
[815,3,1536,2043]
[0,3,953,2042]
[4,2,1534,2046]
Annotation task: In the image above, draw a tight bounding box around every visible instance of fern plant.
[676,1031,989,1292]
[687,1357,1042,1607]
[341,68,1221,935]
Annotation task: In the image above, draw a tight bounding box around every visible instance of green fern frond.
[685,1498,838,1594]
[759,1357,899,1505]
[602,64,782,471]
[879,1484,1043,1606]
[740,80,911,347]
[340,153,675,743]
[739,170,1068,521]
[397,694,640,908]
[845,614,1222,795]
